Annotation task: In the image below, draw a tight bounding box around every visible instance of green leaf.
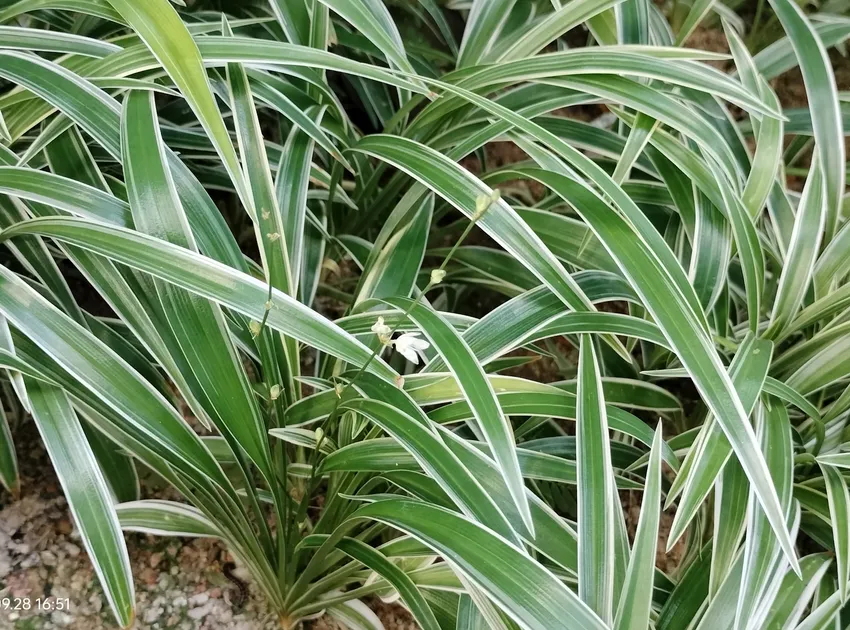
[656,543,712,630]
[496,0,625,61]
[752,19,850,80]
[0,217,397,380]
[319,0,417,77]
[276,111,319,299]
[383,297,532,533]
[0,50,120,152]
[760,554,832,629]
[0,395,18,495]
[665,335,773,545]
[332,397,523,545]
[675,0,715,45]
[735,401,796,628]
[457,0,517,67]
[269,0,310,45]
[0,25,121,57]
[766,159,825,338]
[794,588,842,630]
[104,0,249,208]
[354,196,432,306]
[516,169,798,572]
[351,136,600,319]
[0,266,228,486]
[25,378,134,627]
[121,90,274,483]
[767,0,845,244]
[577,336,615,624]
[115,500,220,538]
[614,425,663,630]
[612,113,658,185]
[225,44,294,295]
[818,464,850,600]
[708,159,764,334]
[334,537,440,630]
[0,166,130,226]
[349,499,607,630]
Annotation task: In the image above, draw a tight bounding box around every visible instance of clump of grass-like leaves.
[0,0,849,628]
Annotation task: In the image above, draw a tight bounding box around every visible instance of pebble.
[140,567,158,585]
[143,605,164,623]
[89,592,103,612]
[40,550,57,566]
[51,611,75,626]
[188,602,214,619]
[173,595,188,608]
[150,551,164,568]
[189,592,210,606]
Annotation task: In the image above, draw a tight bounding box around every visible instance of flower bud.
[371,316,392,346]
[269,384,281,400]
[430,268,446,285]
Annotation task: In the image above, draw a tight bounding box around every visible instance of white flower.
[393,332,430,365]
[371,316,392,346]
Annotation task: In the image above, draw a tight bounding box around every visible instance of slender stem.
[747,0,767,49]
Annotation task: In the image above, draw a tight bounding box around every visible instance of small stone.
[41,550,57,566]
[208,587,222,599]
[188,602,213,619]
[7,612,18,621]
[140,567,158,585]
[15,552,33,569]
[64,542,81,557]
[56,518,72,535]
[170,566,178,575]
[143,605,164,623]
[172,595,188,608]
[51,611,74,626]
[89,593,103,612]
[189,592,209,606]
[149,552,163,569]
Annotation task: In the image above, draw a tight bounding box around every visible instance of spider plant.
[0,0,849,628]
